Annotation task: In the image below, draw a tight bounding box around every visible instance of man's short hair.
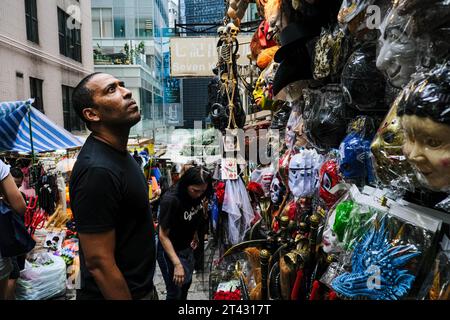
[72,72,103,123]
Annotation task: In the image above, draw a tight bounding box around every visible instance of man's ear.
[82,108,101,123]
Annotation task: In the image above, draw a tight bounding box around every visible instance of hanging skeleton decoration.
[214,20,243,130]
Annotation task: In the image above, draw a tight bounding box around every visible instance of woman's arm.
[0,174,26,216]
[159,226,185,287]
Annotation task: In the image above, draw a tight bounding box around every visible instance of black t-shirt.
[69,135,156,300]
[158,185,203,251]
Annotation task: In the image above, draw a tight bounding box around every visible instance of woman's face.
[188,183,208,199]
[322,209,339,254]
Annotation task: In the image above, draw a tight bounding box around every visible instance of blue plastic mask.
[339,132,373,182]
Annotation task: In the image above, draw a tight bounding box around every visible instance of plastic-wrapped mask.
[288,149,322,198]
[339,132,373,182]
[319,159,342,208]
[270,103,291,129]
[279,150,292,191]
[397,63,450,192]
[270,175,286,205]
[321,201,348,254]
[285,110,302,150]
[371,98,416,187]
[253,62,279,110]
[376,6,419,89]
[342,43,387,112]
[303,84,349,152]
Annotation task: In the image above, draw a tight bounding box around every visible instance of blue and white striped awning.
[0,99,82,153]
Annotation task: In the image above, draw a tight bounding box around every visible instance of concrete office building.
[91,0,169,139]
[0,0,94,134]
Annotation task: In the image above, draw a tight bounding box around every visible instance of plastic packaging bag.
[319,186,442,300]
[16,251,67,300]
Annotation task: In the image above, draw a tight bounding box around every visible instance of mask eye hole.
[382,131,395,144]
[322,172,332,191]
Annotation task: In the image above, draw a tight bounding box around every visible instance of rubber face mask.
[371,98,416,187]
[339,132,373,182]
[270,175,286,205]
[376,8,418,89]
[321,205,340,254]
[285,110,302,150]
[303,84,349,151]
[288,149,322,199]
[319,159,342,208]
[342,43,387,112]
[400,115,450,192]
[253,61,278,110]
[397,62,450,192]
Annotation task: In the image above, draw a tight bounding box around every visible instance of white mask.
[322,208,340,254]
[376,8,419,88]
[288,149,323,199]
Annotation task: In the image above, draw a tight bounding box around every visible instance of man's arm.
[0,174,26,216]
[78,229,132,300]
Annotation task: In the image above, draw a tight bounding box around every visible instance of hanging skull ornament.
[319,159,342,209]
[339,132,373,183]
[226,22,240,40]
[270,175,286,205]
[370,96,416,188]
[288,149,323,199]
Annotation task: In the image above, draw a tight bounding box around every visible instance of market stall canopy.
[0,99,82,153]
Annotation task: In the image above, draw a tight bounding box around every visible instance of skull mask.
[289,149,322,199]
[217,26,227,42]
[319,159,342,209]
[270,175,286,205]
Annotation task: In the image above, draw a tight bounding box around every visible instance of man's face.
[85,73,141,128]
[401,115,450,191]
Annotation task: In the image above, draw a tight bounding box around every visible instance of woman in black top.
[157,166,212,300]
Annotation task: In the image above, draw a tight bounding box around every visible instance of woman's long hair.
[176,166,213,204]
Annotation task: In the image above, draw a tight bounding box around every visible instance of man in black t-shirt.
[69,73,156,300]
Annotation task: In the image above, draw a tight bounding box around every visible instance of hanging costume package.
[223,179,256,245]
[303,84,350,152]
[320,186,443,300]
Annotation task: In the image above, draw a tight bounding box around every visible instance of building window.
[25,0,39,44]
[30,77,44,113]
[92,8,113,38]
[135,15,153,37]
[113,7,126,38]
[62,85,85,132]
[58,7,82,62]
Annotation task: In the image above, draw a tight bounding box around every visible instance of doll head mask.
[397,62,450,192]
[319,159,342,208]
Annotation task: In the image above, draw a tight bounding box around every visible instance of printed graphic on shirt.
[184,204,202,221]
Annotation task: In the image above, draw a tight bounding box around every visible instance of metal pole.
[27,104,35,164]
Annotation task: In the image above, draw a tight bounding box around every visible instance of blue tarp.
[0,99,82,153]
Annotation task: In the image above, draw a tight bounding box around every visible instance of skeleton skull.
[226,22,240,39]
[217,26,226,41]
